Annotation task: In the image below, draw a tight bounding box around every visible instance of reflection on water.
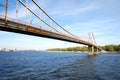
[0,51,120,80]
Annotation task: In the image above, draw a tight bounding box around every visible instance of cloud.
[96,36,120,46]
[8,1,38,19]
[50,1,98,16]
[64,18,119,42]
[64,25,70,29]
[67,18,116,30]
[0,31,11,35]
[15,38,31,42]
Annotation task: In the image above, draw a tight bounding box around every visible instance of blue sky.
[0,0,120,50]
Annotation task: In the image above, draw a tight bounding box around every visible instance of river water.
[0,51,120,80]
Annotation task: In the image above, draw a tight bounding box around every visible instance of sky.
[0,0,120,50]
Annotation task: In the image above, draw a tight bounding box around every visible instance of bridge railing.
[0,14,76,40]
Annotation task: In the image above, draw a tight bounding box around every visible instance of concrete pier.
[88,46,99,55]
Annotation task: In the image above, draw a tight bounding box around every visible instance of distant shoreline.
[47,51,120,53]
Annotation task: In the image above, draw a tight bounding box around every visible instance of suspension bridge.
[0,0,103,55]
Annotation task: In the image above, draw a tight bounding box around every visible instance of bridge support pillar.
[88,46,95,55]
[88,46,100,55]
[96,48,98,54]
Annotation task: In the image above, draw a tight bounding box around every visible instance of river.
[0,51,120,80]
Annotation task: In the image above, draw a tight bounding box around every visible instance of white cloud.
[67,18,116,31]
[0,31,11,35]
[8,1,38,19]
[64,25,70,29]
[15,38,31,42]
[50,1,98,16]
[96,36,120,46]
[63,18,119,44]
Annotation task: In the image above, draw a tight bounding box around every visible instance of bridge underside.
[0,17,102,53]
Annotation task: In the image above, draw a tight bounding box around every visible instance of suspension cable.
[16,0,18,20]
[25,0,28,24]
[91,32,97,45]
[18,0,60,33]
[4,0,8,23]
[88,32,93,43]
[32,0,76,37]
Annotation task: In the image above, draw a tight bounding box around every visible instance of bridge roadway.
[0,16,102,51]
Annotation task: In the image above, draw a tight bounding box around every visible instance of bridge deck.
[0,16,102,51]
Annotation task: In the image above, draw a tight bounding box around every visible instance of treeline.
[47,46,88,52]
[99,44,120,52]
[47,44,120,52]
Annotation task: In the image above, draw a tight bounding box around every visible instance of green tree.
[105,45,114,52]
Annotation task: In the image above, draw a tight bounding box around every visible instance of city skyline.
[0,0,120,50]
